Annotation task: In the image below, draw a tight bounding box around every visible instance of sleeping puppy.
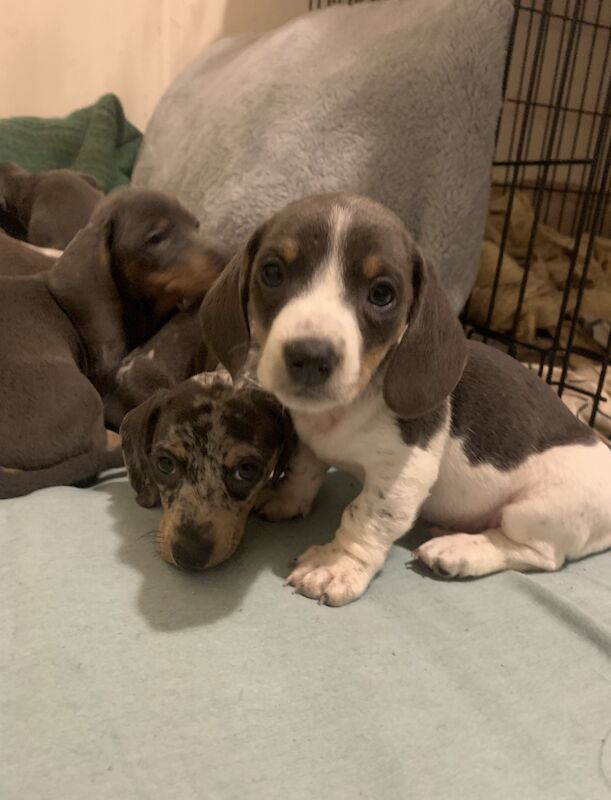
[121,371,294,571]
[0,187,225,499]
[0,161,103,248]
[200,192,611,606]
[103,303,217,431]
[0,229,59,276]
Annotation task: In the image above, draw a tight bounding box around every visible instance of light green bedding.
[0,94,142,192]
[1,472,610,799]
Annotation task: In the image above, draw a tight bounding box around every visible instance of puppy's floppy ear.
[383,250,467,419]
[46,211,125,388]
[199,225,264,379]
[120,391,166,508]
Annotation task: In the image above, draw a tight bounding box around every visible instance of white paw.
[285,542,374,606]
[414,533,491,578]
[255,486,313,522]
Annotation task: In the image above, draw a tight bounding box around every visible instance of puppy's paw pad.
[285,543,373,606]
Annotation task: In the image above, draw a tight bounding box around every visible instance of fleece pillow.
[134,0,512,310]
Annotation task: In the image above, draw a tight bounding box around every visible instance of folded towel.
[0,94,142,192]
[470,189,611,344]
[134,0,512,311]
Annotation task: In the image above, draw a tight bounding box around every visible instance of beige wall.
[0,0,308,130]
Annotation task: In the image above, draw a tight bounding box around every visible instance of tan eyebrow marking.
[224,445,261,469]
[363,254,384,280]
[167,444,188,461]
[279,238,299,263]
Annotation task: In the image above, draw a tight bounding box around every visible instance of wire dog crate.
[310,0,611,438]
[466,0,611,439]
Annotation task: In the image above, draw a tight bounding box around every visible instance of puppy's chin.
[257,368,361,413]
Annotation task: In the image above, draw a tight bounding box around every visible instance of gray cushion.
[133,0,512,310]
[2,473,611,799]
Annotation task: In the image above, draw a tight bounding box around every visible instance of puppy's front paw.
[255,485,314,522]
[285,543,374,606]
[415,533,489,578]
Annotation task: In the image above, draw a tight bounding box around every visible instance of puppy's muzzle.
[170,521,215,572]
[283,337,340,388]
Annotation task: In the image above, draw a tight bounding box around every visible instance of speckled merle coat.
[121,371,294,571]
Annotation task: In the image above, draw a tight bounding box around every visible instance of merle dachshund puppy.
[121,371,294,571]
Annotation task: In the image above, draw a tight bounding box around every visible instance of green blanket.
[0,94,142,192]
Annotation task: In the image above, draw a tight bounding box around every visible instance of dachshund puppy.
[0,187,225,498]
[200,192,611,605]
[0,161,103,248]
[121,371,294,571]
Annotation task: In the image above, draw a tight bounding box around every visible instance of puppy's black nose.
[171,522,214,572]
[284,338,339,387]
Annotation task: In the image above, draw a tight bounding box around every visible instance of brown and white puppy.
[200,192,611,606]
[0,187,225,499]
[121,371,294,571]
[0,229,59,276]
[0,161,103,248]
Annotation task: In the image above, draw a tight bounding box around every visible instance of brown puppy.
[0,230,59,276]
[121,371,294,571]
[103,303,217,432]
[0,162,103,248]
[0,188,225,499]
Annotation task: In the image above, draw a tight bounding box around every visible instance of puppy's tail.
[0,448,124,500]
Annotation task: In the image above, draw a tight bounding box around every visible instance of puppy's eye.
[156,454,176,475]
[368,280,395,307]
[233,459,263,483]
[260,261,284,287]
[146,230,167,247]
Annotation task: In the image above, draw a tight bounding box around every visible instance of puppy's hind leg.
[414,528,564,579]
[415,494,573,579]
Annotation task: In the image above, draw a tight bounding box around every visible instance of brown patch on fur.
[144,256,224,317]
[168,443,188,461]
[105,429,121,450]
[251,311,271,348]
[357,341,394,393]
[207,507,250,567]
[155,217,171,235]
[280,238,299,263]
[225,445,256,469]
[145,258,221,298]
[157,508,178,566]
[0,465,24,474]
[363,254,384,280]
